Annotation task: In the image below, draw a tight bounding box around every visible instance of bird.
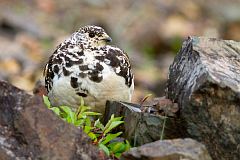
[43,25,134,114]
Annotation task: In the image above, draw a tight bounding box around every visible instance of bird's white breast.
[48,49,134,113]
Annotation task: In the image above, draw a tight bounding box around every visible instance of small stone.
[122,138,212,160]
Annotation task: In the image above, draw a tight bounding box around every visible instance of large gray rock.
[166,37,240,160]
[0,80,104,160]
[122,138,212,160]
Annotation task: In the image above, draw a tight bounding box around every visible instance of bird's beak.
[101,34,112,43]
[104,37,112,43]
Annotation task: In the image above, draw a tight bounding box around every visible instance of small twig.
[140,94,152,110]
[160,115,167,140]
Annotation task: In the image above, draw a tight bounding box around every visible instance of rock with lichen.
[166,36,240,160]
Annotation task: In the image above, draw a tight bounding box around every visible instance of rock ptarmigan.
[44,25,134,113]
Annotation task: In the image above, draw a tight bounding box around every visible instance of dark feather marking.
[70,77,78,88]
[95,56,104,61]
[95,63,104,71]
[105,49,133,87]
[105,49,121,67]
[79,65,89,71]
[77,51,84,56]
[63,67,71,76]
[52,54,63,64]
[76,92,87,97]
[49,70,54,79]
[79,72,87,78]
[88,70,102,83]
[89,75,103,83]
[68,52,79,59]
[53,65,59,74]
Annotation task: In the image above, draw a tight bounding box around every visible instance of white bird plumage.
[44,25,134,113]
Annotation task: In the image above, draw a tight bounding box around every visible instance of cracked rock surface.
[167,37,240,160]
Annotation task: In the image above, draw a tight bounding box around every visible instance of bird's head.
[76,25,112,48]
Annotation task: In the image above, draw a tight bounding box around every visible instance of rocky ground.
[0,1,240,160]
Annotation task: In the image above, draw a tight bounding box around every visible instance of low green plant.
[43,95,130,158]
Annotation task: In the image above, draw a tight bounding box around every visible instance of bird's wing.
[104,46,134,88]
[44,43,64,92]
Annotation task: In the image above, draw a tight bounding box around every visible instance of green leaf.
[104,121,124,135]
[74,119,84,126]
[101,132,122,145]
[85,117,91,126]
[73,113,80,126]
[60,106,72,114]
[88,132,97,141]
[76,106,92,119]
[84,112,102,116]
[125,140,131,151]
[112,117,122,121]
[78,113,87,120]
[84,126,92,134]
[50,107,60,115]
[104,114,115,132]
[108,142,126,154]
[98,143,110,156]
[114,153,121,158]
[80,97,84,106]
[60,106,75,123]
[43,95,51,108]
[80,106,92,113]
[94,119,104,131]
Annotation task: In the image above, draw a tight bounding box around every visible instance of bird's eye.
[89,32,95,38]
